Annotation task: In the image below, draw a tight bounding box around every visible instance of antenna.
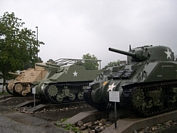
[129,45,131,51]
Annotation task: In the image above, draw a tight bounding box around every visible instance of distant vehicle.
[33,58,102,103]
[6,63,48,96]
[84,45,177,116]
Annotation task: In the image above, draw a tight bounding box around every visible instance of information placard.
[109,91,120,102]
[32,87,36,94]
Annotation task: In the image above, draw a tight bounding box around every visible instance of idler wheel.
[15,84,23,93]
[132,88,145,108]
[6,81,15,95]
[7,82,14,91]
[47,85,58,97]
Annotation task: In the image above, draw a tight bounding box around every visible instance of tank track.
[84,87,113,111]
[121,80,177,116]
[6,85,15,96]
[44,82,90,104]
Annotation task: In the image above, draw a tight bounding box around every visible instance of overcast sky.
[1,0,177,68]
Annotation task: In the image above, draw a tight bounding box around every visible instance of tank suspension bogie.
[146,90,162,106]
[43,83,90,103]
[57,86,76,101]
[166,87,177,107]
[13,83,32,96]
[77,92,84,100]
[131,87,145,108]
[121,81,177,116]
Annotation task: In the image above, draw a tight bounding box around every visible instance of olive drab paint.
[33,58,102,103]
[84,45,177,116]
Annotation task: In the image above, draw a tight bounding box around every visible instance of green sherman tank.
[84,45,177,116]
[33,58,102,103]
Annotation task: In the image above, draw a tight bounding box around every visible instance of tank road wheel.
[14,84,23,94]
[55,88,77,102]
[78,92,84,100]
[56,94,64,102]
[69,93,76,101]
[132,88,145,109]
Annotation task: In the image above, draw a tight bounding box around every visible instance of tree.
[82,53,100,70]
[103,60,120,69]
[0,12,44,93]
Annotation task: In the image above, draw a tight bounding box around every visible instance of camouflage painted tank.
[84,45,177,116]
[33,58,102,103]
[6,63,48,96]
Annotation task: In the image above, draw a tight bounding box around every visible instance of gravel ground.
[132,119,177,133]
[0,97,96,133]
[1,95,177,133]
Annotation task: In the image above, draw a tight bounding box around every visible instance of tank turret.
[109,47,149,62]
[109,45,174,63]
[84,45,177,117]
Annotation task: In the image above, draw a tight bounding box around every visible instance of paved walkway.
[0,104,68,133]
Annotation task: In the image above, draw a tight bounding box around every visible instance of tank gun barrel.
[36,62,66,69]
[108,47,136,57]
[9,72,21,76]
[36,63,49,68]
[36,63,56,68]
[46,62,67,67]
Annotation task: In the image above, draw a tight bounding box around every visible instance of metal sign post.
[109,91,120,129]
[32,87,36,107]
[114,102,117,129]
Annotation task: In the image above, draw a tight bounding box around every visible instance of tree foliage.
[103,60,120,69]
[82,53,100,70]
[0,12,44,92]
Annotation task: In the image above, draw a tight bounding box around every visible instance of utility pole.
[36,26,38,57]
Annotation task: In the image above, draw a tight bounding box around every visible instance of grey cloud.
[1,0,177,67]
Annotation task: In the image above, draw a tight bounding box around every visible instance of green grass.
[56,118,82,133]
[0,91,9,95]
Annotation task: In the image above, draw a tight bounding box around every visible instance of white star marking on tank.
[107,82,116,91]
[164,48,171,59]
[73,71,78,77]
